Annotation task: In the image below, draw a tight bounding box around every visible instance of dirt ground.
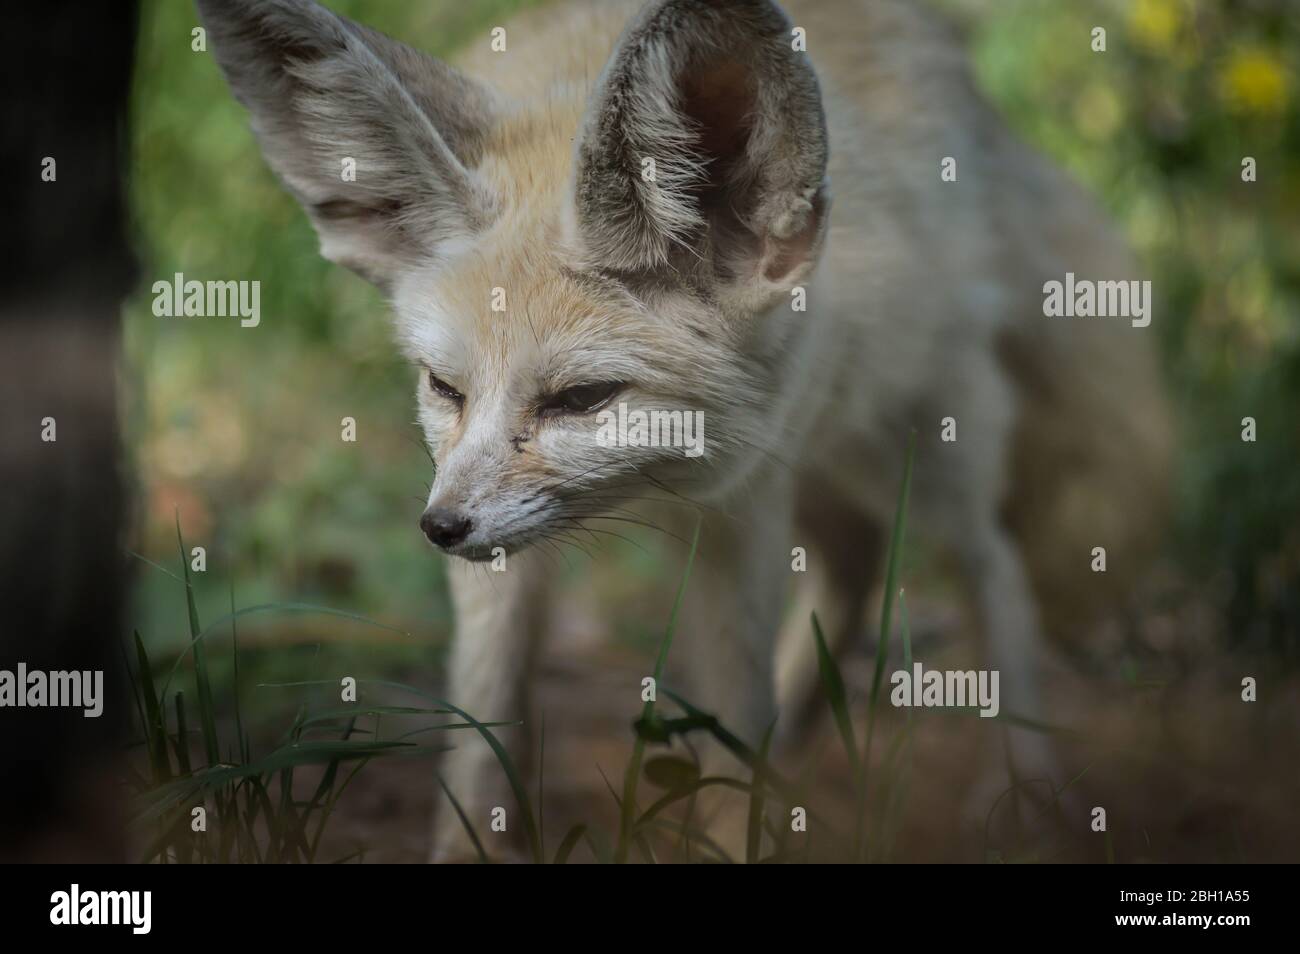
[320,590,1300,864]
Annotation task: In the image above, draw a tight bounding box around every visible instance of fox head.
[198,0,829,559]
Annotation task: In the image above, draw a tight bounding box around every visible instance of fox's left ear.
[572,0,829,302]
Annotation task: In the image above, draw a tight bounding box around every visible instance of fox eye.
[426,369,463,404]
[541,381,623,416]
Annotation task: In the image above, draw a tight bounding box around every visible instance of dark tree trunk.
[0,0,140,861]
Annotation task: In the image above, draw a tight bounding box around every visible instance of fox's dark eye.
[426,369,463,404]
[541,381,623,416]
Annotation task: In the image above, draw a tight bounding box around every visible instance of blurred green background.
[123,0,1299,682]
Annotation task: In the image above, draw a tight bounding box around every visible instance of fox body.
[198,0,1169,859]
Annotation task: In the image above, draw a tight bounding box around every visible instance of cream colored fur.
[197,0,1171,861]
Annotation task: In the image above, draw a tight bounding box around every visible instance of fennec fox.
[198,0,1170,859]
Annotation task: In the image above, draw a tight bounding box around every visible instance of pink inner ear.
[681,59,756,169]
[762,191,826,283]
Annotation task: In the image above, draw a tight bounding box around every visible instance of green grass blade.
[870,434,917,710]
[118,637,149,756]
[308,678,544,863]
[297,705,453,726]
[133,630,171,784]
[388,720,519,740]
[553,824,587,864]
[746,722,775,864]
[656,690,799,800]
[633,776,754,831]
[130,739,433,823]
[158,602,408,699]
[229,586,248,765]
[812,612,860,780]
[855,431,916,860]
[310,756,370,863]
[1000,761,1095,863]
[871,589,917,862]
[302,716,357,841]
[436,775,489,864]
[617,516,701,864]
[171,691,192,776]
[640,817,736,863]
[584,828,613,864]
[175,515,220,768]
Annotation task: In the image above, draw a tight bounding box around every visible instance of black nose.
[420,508,473,549]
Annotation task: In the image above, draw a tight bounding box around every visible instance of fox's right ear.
[195,0,498,290]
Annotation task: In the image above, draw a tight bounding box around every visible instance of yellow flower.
[1129,0,1182,55]
[1073,83,1123,141]
[1219,48,1289,116]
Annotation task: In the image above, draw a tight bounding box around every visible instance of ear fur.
[196,0,499,288]
[573,0,830,297]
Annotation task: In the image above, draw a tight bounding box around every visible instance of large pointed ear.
[195,0,498,289]
[572,0,829,300]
